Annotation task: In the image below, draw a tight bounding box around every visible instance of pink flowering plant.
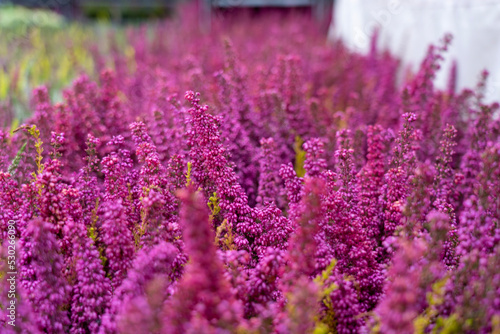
[0,8,499,334]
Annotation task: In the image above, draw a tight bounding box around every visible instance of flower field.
[0,7,499,334]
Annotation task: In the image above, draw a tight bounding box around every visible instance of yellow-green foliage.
[10,118,20,137]
[210,192,237,249]
[215,219,236,251]
[134,216,147,250]
[433,314,461,334]
[0,6,132,121]
[414,276,449,334]
[1,24,96,118]
[294,135,306,177]
[87,197,100,242]
[0,69,9,101]
[26,125,44,176]
[314,259,338,297]
[208,191,221,221]
[13,124,44,179]
[370,315,381,334]
[88,225,98,242]
[313,324,331,334]
[313,259,339,334]
[0,5,65,30]
[185,161,193,186]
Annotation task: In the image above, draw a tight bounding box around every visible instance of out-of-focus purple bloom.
[100,240,184,334]
[163,187,244,334]
[19,218,71,333]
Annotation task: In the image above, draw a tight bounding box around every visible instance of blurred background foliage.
[0,4,133,122]
[0,1,327,126]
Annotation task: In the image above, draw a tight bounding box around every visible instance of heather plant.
[0,7,499,334]
[19,218,71,333]
[163,187,244,334]
[277,177,325,334]
[256,137,282,208]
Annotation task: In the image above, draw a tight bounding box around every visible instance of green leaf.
[7,141,27,175]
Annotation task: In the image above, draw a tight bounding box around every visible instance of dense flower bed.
[1,9,499,334]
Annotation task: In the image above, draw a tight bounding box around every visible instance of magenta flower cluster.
[1,9,499,334]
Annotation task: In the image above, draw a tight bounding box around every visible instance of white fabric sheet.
[329,0,500,103]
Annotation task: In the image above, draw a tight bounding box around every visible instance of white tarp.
[329,0,500,103]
